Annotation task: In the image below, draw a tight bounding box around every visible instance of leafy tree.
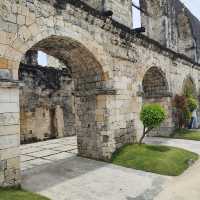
[187,97,198,112]
[172,95,189,128]
[139,104,166,144]
[172,95,198,128]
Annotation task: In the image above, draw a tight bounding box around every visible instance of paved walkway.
[144,136,200,154]
[21,136,169,200]
[21,136,200,200]
[145,137,200,200]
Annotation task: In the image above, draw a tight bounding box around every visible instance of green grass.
[171,129,200,141]
[111,144,198,176]
[0,187,50,200]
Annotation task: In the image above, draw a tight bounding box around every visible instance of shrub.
[187,97,198,112]
[172,95,190,128]
[139,104,166,144]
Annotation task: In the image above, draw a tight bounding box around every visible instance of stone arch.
[5,22,111,80]
[141,67,173,136]
[18,34,112,161]
[142,67,169,98]
[182,75,197,98]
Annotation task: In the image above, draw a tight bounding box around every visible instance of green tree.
[187,97,198,112]
[140,104,166,144]
[172,95,190,128]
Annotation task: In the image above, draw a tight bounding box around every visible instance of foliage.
[172,95,190,128]
[0,187,50,200]
[187,97,198,112]
[172,95,198,128]
[112,144,198,176]
[183,78,197,98]
[139,104,166,144]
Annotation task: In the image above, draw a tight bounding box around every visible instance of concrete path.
[154,159,200,200]
[145,137,200,200]
[21,137,169,200]
[21,136,200,200]
[144,136,200,154]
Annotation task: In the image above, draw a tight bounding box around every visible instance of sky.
[180,0,200,20]
[38,51,47,66]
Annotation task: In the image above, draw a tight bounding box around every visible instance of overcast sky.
[180,0,200,20]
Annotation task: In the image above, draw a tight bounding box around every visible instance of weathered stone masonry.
[19,63,75,143]
[0,0,200,186]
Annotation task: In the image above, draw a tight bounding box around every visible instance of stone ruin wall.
[72,0,133,27]
[19,62,75,143]
[0,0,200,186]
[140,0,200,64]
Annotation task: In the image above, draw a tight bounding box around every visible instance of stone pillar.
[132,96,143,141]
[0,80,20,186]
[76,88,118,161]
[55,105,65,138]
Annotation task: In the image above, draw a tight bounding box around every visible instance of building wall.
[19,64,75,143]
[81,0,133,27]
[140,0,200,63]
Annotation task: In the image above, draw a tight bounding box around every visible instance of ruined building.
[140,0,200,63]
[0,0,200,186]
[20,51,75,143]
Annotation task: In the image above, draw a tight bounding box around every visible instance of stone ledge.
[73,89,117,97]
[137,91,173,98]
[0,79,21,88]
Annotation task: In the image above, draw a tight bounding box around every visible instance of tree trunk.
[139,126,146,145]
[139,127,153,145]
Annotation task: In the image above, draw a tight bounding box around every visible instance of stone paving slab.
[44,152,75,161]
[52,146,77,152]
[20,136,78,172]
[21,155,35,162]
[21,147,44,154]
[26,149,59,158]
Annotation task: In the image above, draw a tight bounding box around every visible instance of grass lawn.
[111,144,198,176]
[0,187,50,200]
[171,129,200,141]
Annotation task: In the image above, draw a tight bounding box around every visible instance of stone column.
[0,80,20,186]
[55,105,65,138]
[132,95,143,141]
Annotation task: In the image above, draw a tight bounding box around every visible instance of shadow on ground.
[22,155,107,192]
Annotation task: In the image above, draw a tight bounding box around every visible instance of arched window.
[183,76,197,97]
[142,67,169,98]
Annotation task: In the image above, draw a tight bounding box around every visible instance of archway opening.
[182,76,197,98]
[19,35,106,172]
[142,67,169,98]
[142,67,173,136]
